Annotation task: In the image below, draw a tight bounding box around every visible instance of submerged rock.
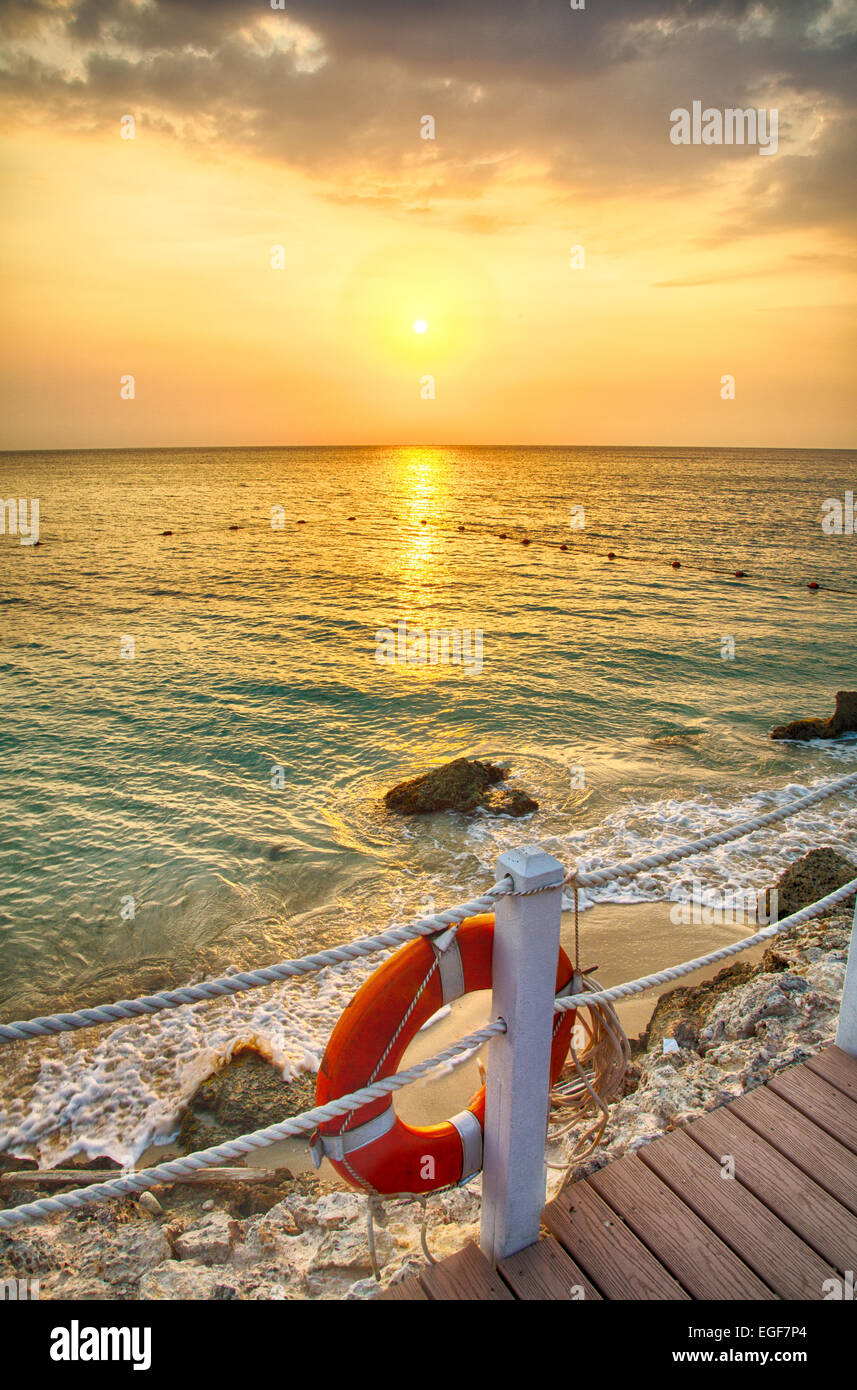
[766,846,857,921]
[178,1049,317,1152]
[770,689,857,741]
[480,785,539,817]
[383,758,537,817]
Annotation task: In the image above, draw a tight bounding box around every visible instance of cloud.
[1,0,855,240]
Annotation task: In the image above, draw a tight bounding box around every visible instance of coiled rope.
[547,973,630,1185]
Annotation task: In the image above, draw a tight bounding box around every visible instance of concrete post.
[835,898,857,1059]
[480,846,564,1264]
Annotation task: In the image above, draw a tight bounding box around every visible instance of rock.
[480,785,539,817]
[313,1192,362,1228]
[136,1192,163,1216]
[139,1260,222,1300]
[178,1049,317,1151]
[174,1211,239,1264]
[804,958,846,997]
[346,1276,382,1300]
[771,689,857,740]
[761,947,790,973]
[634,962,754,1055]
[314,1223,393,1272]
[59,1221,173,1292]
[766,847,857,921]
[384,758,537,816]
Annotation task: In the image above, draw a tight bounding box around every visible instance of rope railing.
[2,777,855,1234]
[0,881,512,1045]
[0,1020,506,1230]
[554,876,857,1013]
[569,767,857,889]
[2,768,854,1047]
[4,874,853,1232]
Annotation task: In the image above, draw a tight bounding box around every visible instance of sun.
[413,319,428,334]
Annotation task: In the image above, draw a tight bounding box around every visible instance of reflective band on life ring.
[312,913,576,1195]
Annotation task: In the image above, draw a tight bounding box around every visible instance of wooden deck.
[381,1044,857,1301]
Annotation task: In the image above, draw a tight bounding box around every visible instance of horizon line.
[1,441,855,456]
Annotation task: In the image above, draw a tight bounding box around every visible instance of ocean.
[1,444,855,1163]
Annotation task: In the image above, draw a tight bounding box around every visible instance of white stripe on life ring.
[449,1107,483,1180]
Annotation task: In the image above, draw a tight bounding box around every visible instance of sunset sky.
[1,0,855,449]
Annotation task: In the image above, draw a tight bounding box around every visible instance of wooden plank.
[688,1104,857,1276]
[768,1063,857,1155]
[640,1127,835,1298]
[591,1152,774,1300]
[544,1178,689,1300]
[804,1045,857,1105]
[378,1276,430,1300]
[497,1236,602,1301]
[730,1085,857,1216]
[417,1242,514,1301]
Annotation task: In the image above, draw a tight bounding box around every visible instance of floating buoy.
[734,570,746,578]
[498,533,508,539]
[522,538,531,546]
[808,581,820,590]
[420,519,428,525]
[607,551,616,560]
[297,520,306,525]
[458,525,466,532]
[160,530,173,537]
[312,914,576,1194]
[347,516,356,521]
[671,560,681,569]
[559,543,568,551]
[228,524,241,531]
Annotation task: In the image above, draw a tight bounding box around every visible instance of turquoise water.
[1,444,855,1160]
[1,445,855,1017]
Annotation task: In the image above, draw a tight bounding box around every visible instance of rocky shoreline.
[1,891,853,1301]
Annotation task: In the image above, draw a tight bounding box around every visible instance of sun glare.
[413,319,427,334]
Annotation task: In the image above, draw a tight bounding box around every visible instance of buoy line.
[151,515,857,599]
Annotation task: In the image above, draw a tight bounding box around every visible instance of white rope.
[553,876,857,1013]
[570,768,857,890]
[0,881,511,1045]
[4,770,854,1045]
[0,1020,505,1230]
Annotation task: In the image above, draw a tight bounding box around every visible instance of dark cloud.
[1,0,855,241]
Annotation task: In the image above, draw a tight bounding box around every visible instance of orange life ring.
[311,913,576,1195]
